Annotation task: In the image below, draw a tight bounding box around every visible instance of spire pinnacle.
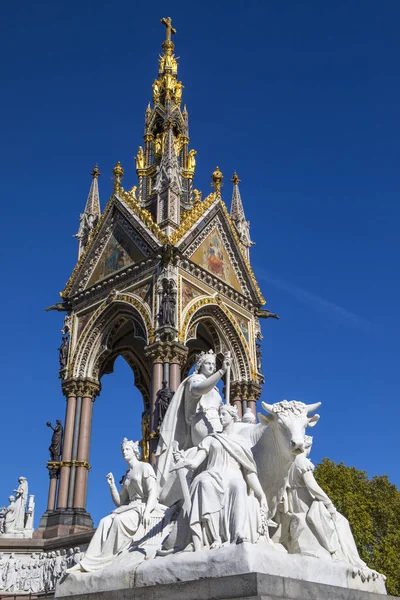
[230,173,254,259]
[90,165,101,180]
[73,166,101,258]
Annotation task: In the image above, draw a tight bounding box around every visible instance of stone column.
[230,382,243,419]
[57,381,77,509]
[169,344,188,392]
[144,342,188,457]
[46,465,60,512]
[73,381,100,510]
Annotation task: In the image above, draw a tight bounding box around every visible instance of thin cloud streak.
[255,267,373,332]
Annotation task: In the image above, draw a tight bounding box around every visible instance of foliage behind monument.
[314,459,400,596]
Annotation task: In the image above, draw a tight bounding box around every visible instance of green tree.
[314,458,400,596]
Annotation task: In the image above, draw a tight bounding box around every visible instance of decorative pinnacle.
[231,172,240,186]
[211,166,223,196]
[112,161,124,191]
[91,165,101,179]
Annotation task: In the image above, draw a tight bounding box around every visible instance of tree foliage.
[314,458,400,596]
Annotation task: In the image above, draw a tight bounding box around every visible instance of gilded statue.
[164,72,175,92]
[174,81,183,103]
[187,149,197,172]
[154,134,163,156]
[173,134,183,156]
[152,79,160,101]
[135,147,144,170]
[193,189,202,204]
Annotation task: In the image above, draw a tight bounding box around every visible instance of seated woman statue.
[156,350,231,504]
[71,439,163,572]
[175,404,270,551]
[281,435,381,579]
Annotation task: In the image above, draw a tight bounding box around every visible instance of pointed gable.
[190,227,243,293]
[87,225,145,287]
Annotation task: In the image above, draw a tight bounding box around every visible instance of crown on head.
[194,349,216,373]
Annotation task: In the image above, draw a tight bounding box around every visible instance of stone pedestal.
[57,572,395,600]
[55,542,388,598]
[35,508,94,540]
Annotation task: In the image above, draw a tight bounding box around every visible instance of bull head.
[258,400,322,454]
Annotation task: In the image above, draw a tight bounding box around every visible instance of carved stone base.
[55,541,387,598]
[57,572,394,600]
[34,508,94,540]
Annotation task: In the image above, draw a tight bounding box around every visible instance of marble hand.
[221,356,231,373]
[106,473,115,487]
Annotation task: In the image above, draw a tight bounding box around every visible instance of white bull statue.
[238,400,383,583]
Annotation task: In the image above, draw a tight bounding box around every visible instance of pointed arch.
[69,295,154,388]
[180,297,254,381]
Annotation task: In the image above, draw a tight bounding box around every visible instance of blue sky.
[0,0,399,527]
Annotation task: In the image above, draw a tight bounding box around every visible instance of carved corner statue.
[47,420,63,461]
[155,381,174,428]
[58,336,69,370]
[157,280,176,328]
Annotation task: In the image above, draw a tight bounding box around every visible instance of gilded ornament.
[154,133,163,156]
[211,166,223,196]
[187,149,197,172]
[112,161,124,191]
[193,189,202,204]
[135,146,145,170]
[152,79,160,102]
[160,17,176,43]
[174,80,183,102]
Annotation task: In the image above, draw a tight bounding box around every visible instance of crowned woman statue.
[70,439,165,572]
[173,404,270,550]
[156,350,231,505]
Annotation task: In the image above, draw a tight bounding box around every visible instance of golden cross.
[160,17,176,42]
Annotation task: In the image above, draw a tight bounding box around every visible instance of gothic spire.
[73,167,101,259]
[230,172,254,260]
[136,18,195,221]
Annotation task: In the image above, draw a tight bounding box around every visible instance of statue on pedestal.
[58,336,69,370]
[3,497,16,534]
[157,280,176,328]
[13,477,28,531]
[70,439,166,572]
[47,420,63,461]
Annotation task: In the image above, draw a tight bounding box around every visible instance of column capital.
[144,341,188,367]
[46,462,61,479]
[62,378,101,400]
[230,380,262,403]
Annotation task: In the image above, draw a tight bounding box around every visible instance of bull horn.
[306,402,321,414]
[261,401,274,414]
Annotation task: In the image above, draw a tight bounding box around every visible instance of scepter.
[224,350,231,405]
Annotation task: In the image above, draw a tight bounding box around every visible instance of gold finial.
[91,165,101,179]
[161,17,176,43]
[231,172,240,185]
[183,104,188,118]
[211,166,223,196]
[112,161,124,191]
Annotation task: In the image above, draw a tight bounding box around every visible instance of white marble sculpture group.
[0,547,85,593]
[63,350,385,592]
[0,477,35,539]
